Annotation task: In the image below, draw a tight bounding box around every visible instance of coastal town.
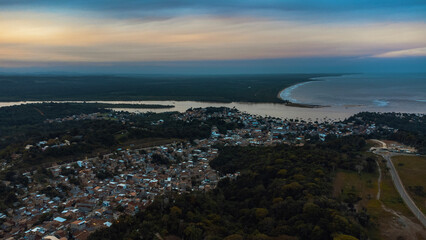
[0,107,388,239]
[1,1,425,238]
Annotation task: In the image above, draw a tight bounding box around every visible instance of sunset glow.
[0,0,425,73]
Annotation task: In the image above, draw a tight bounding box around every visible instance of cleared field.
[333,170,378,210]
[378,157,413,217]
[333,153,426,240]
[333,169,381,239]
[366,139,382,148]
[392,155,426,215]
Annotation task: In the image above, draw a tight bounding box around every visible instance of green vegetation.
[92,103,174,109]
[333,169,381,240]
[0,102,108,127]
[333,152,426,240]
[0,74,338,103]
[0,104,243,210]
[346,112,426,153]
[0,102,171,128]
[392,155,426,214]
[374,156,414,219]
[333,169,378,210]
[0,104,240,171]
[89,136,374,240]
[0,184,19,210]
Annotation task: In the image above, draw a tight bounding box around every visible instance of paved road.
[372,141,426,227]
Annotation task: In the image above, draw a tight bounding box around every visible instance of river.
[1,98,425,122]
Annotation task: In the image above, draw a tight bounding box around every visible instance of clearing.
[333,152,426,239]
[392,155,426,215]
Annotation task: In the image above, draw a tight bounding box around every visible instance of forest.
[0,102,172,127]
[89,136,372,240]
[346,112,426,153]
[0,103,238,171]
[0,74,338,103]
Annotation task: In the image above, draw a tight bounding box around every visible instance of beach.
[278,80,325,108]
[278,81,314,103]
[277,73,426,110]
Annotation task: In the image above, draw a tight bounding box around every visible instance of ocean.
[281,73,426,111]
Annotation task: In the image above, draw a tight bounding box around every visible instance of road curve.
[375,150,426,227]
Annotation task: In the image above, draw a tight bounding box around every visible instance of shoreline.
[277,80,326,108]
[0,101,175,109]
[2,100,425,123]
[284,102,327,108]
[276,73,353,108]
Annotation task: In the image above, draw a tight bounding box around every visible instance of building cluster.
[24,139,71,152]
[43,112,132,124]
[177,107,378,146]
[1,138,237,239]
[1,107,380,239]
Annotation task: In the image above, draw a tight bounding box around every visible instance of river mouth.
[2,73,425,122]
[1,99,425,123]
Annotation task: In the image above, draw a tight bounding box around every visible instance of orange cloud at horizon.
[1,11,425,65]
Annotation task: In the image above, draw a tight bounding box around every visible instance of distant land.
[80,103,174,109]
[0,74,341,103]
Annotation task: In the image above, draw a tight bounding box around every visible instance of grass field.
[333,167,381,239]
[377,157,414,217]
[392,155,426,215]
[333,153,425,240]
[333,169,378,210]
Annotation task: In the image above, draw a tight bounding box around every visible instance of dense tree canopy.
[0,104,239,170]
[89,137,371,240]
[347,112,426,153]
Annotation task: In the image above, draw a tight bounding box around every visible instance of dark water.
[281,74,426,111]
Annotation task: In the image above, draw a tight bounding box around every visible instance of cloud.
[0,10,425,65]
[1,0,425,20]
[373,47,426,58]
[0,1,425,72]
[1,0,425,10]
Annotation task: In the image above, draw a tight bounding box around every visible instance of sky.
[0,0,425,74]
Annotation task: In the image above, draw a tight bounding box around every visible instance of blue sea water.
[282,74,426,110]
